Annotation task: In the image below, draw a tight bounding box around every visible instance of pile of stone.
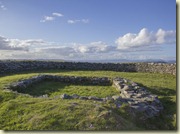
[113,77,163,119]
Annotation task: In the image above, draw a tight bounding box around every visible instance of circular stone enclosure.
[6,75,115,97]
[5,74,164,119]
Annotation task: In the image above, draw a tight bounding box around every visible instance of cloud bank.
[0,28,176,60]
[0,35,44,51]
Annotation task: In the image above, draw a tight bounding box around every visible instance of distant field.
[0,70,176,130]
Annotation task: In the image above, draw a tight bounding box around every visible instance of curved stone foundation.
[5,75,163,119]
[0,60,176,75]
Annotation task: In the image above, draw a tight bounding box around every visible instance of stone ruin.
[5,75,163,119]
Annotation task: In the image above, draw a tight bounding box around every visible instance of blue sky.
[0,0,176,61]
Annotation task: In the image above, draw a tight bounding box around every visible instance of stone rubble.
[113,77,163,119]
[5,75,163,119]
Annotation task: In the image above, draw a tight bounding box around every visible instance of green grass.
[19,81,118,98]
[0,70,176,130]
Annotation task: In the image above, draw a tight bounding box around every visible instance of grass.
[0,69,176,130]
[19,81,118,98]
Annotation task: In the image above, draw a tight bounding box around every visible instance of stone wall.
[113,77,163,119]
[7,75,111,91]
[5,75,163,119]
[0,60,176,75]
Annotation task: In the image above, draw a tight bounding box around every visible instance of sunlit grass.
[0,70,176,130]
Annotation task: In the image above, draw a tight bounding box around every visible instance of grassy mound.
[0,70,176,130]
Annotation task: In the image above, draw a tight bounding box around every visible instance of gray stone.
[130,105,147,112]
[60,94,72,99]
[79,96,88,100]
[72,94,79,99]
[131,82,138,86]
[0,61,176,75]
[88,96,103,101]
[104,96,114,101]
[122,85,130,91]
[112,95,122,101]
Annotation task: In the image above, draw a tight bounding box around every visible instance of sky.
[0,0,176,61]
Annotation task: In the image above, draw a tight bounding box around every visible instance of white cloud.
[40,16,55,22]
[115,28,176,50]
[67,20,76,24]
[52,12,63,17]
[36,41,114,56]
[40,12,63,22]
[0,35,113,60]
[0,28,176,61]
[81,19,89,23]
[0,35,45,51]
[72,41,116,54]
[67,19,89,24]
[0,2,7,10]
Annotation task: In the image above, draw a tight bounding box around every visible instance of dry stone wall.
[113,77,163,119]
[5,75,163,119]
[7,75,111,91]
[0,60,176,75]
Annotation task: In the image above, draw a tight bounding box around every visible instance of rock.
[60,94,72,99]
[131,82,138,86]
[72,94,79,99]
[134,86,140,90]
[130,105,147,112]
[122,85,130,90]
[123,79,128,83]
[38,94,48,98]
[112,95,122,101]
[88,96,103,101]
[42,94,48,98]
[79,96,88,100]
[104,96,114,101]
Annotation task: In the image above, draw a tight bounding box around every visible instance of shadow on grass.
[15,80,113,97]
[141,96,177,130]
[17,81,67,96]
[134,83,177,129]
[138,83,176,96]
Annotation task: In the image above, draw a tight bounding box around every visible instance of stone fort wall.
[0,60,176,75]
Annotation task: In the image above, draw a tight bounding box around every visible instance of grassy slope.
[0,70,176,130]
